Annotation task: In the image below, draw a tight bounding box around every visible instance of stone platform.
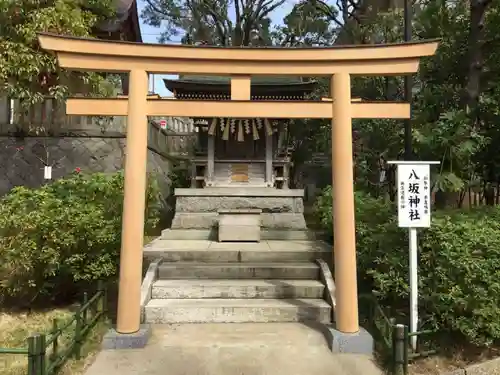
[85,323,383,375]
[170,187,307,231]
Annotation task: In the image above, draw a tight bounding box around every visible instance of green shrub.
[314,186,500,346]
[0,171,160,306]
[160,163,191,228]
[165,163,191,212]
[168,163,191,191]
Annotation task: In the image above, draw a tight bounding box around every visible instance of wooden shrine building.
[164,76,316,189]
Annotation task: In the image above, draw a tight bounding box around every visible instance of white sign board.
[44,166,52,180]
[397,164,431,228]
[159,120,167,129]
[389,160,439,351]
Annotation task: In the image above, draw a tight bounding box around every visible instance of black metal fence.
[360,294,439,375]
[0,281,107,375]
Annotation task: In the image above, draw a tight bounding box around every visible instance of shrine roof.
[164,76,317,95]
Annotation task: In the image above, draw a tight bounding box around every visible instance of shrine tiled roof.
[164,76,317,98]
[174,76,312,85]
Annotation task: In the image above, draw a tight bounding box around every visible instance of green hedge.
[0,171,160,306]
[314,186,500,346]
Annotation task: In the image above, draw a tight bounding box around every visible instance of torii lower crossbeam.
[66,98,411,119]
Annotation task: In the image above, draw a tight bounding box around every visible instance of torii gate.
[38,33,438,340]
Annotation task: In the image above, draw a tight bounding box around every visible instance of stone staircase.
[142,239,334,324]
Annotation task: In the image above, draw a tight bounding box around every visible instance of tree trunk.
[464,0,492,125]
[484,183,495,205]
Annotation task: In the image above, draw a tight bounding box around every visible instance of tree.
[142,0,287,46]
[274,3,403,190]
[271,1,336,47]
[0,0,117,106]
[144,0,500,203]
[412,0,500,205]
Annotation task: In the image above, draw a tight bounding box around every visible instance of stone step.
[151,279,325,299]
[157,262,320,280]
[160,229,321,241]
[145,298,331,323]
[144,241,330,263]
[171,212,307,230]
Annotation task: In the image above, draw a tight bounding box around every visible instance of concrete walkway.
[85,323,383,375]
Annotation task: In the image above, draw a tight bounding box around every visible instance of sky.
[137,0,299,96]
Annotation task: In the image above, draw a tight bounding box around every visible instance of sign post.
[388,160,440,351]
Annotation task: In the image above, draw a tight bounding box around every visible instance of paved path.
[85,323,383,375]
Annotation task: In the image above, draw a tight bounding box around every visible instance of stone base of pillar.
[322,325,374,355]
[101,324,152,350]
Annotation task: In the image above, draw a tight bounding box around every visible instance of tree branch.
[259,0,287,19]
[199,0,231,45]
[144,0,177,19]
[296,0,344,28]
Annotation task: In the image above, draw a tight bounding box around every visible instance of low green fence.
[360,294,439,375]
[0,281,107,375]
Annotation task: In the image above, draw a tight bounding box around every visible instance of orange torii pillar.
[331,73,359,333]
[116,69,149,335]
[324,73,374,353]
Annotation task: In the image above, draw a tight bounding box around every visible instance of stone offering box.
[218,208,262,242]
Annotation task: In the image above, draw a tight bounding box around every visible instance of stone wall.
[0,95,198,230]
[0,94,196,198]
[0,136,172,197]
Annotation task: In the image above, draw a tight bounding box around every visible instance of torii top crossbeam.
[38,33,438,75]
[38,33,438,120]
